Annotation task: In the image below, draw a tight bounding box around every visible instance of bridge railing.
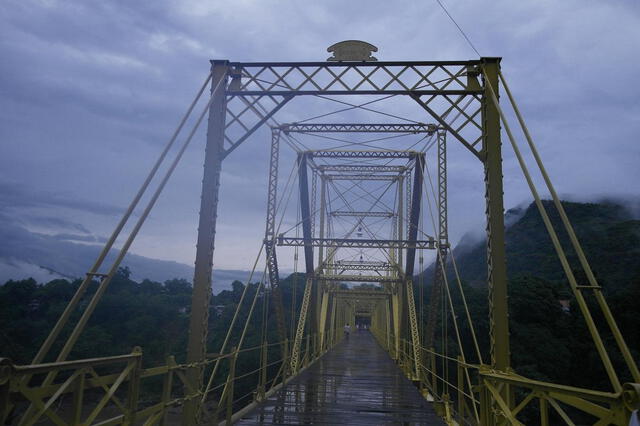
[371,335,638,425]
[0,334,330,426]
[476,369,637,426]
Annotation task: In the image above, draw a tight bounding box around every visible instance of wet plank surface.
[236,331,444,425]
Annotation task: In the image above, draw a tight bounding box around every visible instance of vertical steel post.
[297,153,318,353]
[481,57,510,373]
[226,349,238,425]
[125,347,142,425]
[291,277,313,373]
[71,370,85,425]
[482,57,512,416]
[264,128,287,346]
[426,130,448,349]
[397,175,404,271]
[540,398,549,426]
[318,290,329,350]
[329,293,337,346]
[317,176,327,269]
[391,288,401,359]
[317,176,327,349]
[183,60,229,425]
[405,153,424,277]
[457,355,464,421]
[258,340,268,401]
[385,298,391,352]
[431,350,437,397]
[403,154,424,379]
[161,356,175,426]
[405,278,422,380]
[298,153,315,275]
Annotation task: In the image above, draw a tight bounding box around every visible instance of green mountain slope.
[419,199,640,394]
[424,200,640,291]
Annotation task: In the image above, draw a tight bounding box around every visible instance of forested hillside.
[1,200,638,398]
[0,268,307,368]
[418,200,640,391]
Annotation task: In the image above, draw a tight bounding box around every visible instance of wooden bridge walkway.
[236,331,444,425]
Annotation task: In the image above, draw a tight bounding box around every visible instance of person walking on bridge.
[343,323,351,339]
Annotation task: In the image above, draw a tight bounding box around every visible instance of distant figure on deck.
[344,323,351,339]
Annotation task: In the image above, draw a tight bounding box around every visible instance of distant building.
[558,299,571,313]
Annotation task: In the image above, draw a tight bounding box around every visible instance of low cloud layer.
[1,0,638,274]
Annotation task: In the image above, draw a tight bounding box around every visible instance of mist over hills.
[2,198,638,296]
[0,220,250,293]
[1,198,638,402]
[420,199,640,290]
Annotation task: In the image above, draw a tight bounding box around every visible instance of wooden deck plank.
[236,331,445,425]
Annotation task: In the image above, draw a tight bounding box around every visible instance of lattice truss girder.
[221,61,485,160]
[247,62,473,407]
[320,274,400,283]
[230,61,478,95]
[223,94,291,156]
[277,237,436,250]
[316,162,412,273]
[281,123,438,134]
[324,261,394,272]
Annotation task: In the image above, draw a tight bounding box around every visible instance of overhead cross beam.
[277,236,436,250]
[325,174,403,181]
[331,211,394,218]
[317,165,407,173]
[228,60,482,96]
[182,57,511,425]
[319,274,400,283]
[333,290,390,296]
[324,261,397,273]
[308,150,417,159]
[280,123,438,134]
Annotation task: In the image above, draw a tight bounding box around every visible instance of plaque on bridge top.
[327,40,378,62]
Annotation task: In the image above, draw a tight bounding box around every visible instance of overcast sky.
[1,0,639,274]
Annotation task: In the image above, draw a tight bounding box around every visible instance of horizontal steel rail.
[280,123,438,134]
[318,274,399,283]
[325,174,403,181]
[332,289,391,296]
[227,60,480,96]
[317,165,407,173]
[307,150,417,159]
[330,210,394,217]
[325,260,393,270]
[277,236,436,249]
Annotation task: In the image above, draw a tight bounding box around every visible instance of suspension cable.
[423,157,483,364]
[30,71,213,366]
[198,157,301,408]
[434,0,481,57]
[423,153,481,421]
[41,74,226,386]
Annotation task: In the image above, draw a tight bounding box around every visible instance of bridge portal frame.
[185,57,509,424]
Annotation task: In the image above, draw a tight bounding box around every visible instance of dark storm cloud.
[0,0,638,272]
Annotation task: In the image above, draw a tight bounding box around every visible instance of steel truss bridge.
[1,56,639,426]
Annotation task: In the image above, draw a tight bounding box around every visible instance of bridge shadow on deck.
[236,331,444,425]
